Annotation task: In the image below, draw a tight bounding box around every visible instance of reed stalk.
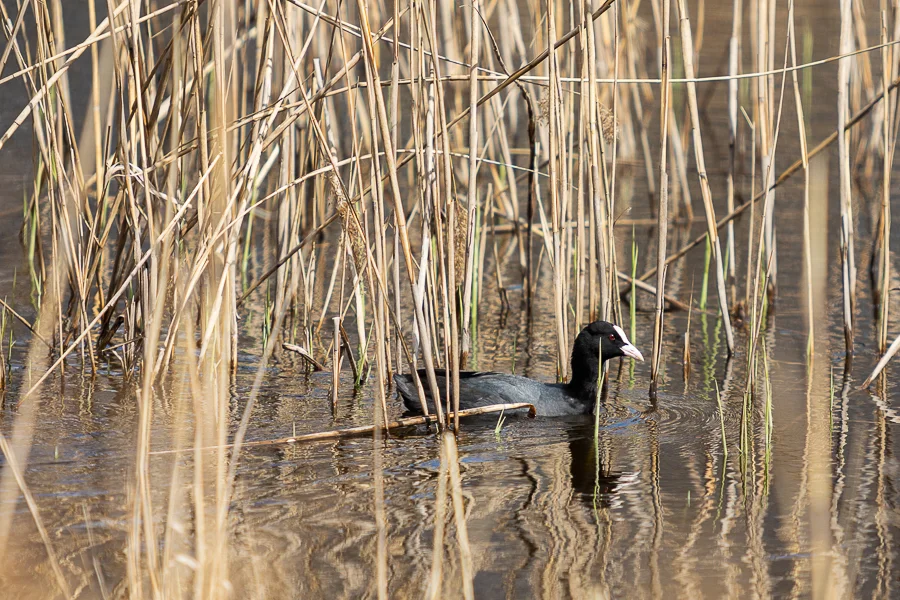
[838,0,857,353]
[332,317,341,407]
[675,0,735,354]
[548,0,568,380]
[878,12,894,354]
[651,0,670,390]
[788,0,814,357]
[456,0,483,427]
[726,0,741,306]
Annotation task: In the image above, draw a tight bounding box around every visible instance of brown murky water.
[1,1,899,598]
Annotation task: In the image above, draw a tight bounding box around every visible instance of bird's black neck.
[566,366,604,405]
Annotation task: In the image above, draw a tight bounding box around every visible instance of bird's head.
[571,320,644,375]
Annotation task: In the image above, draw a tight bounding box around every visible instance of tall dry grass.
[0,0,898,595]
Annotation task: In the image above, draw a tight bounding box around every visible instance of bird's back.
[394,369,589,417]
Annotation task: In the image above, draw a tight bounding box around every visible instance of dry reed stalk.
[576,96,587,329]
[355,0,444,426]
[17,155,217,405]
[360,57,393,434]
[419,2,455,416]
[411,78,437,383]
[788,1,813,357]
[854,35,877,181]
[330,2,374,385]
[838,0,857,353]
[561,8,578,337]
[548,0,568,380]
[668,105,693,220]
[747,24,792,396]
[674,0,734,354]
[756,0,778,298]
[605,1,623,326]
[635,73,900,287]
[0,299,49,348]
[582,5,598,320]
[333,317,341,405]
[878,13,894,354]
[457,0,483,426]
[0,314,5,392]
[586,0,611,321]
[0,0,134,153]
[651,0,670,389]
[726,0,741,306]
[353,0,617,219]
[475,188,491,321]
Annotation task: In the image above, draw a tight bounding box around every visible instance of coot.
[394,321,643,417]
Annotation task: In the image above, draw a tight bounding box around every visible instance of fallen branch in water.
[148,403,536,455]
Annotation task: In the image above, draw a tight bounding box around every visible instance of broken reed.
[2,0,900,595]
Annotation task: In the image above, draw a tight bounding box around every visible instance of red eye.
[609,334,615,341]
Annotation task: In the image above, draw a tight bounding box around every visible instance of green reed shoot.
[762,340,772,466]
[700,234,711,311]
[241,208,255,288]
[494,410,506,437]
[0,303,7,390]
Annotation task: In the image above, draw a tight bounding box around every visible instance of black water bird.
[394,321,643,417]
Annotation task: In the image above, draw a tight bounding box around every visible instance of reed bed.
[0,0,898,596]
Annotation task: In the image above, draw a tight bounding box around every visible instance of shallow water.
[1,1,900,598]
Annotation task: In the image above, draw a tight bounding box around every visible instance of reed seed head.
[329,172,367,279]
[454,201,468,279]
[599,104,618,144]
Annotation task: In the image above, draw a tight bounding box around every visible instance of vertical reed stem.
[788,1,813,357]
[675,0,735,354]
[726,0,741,305]
[651,0,670,389]
[332,316,341,409]
[838,0,857,353]
[879,12,893,353]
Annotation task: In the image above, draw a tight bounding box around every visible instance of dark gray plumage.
[394,321,643,417]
